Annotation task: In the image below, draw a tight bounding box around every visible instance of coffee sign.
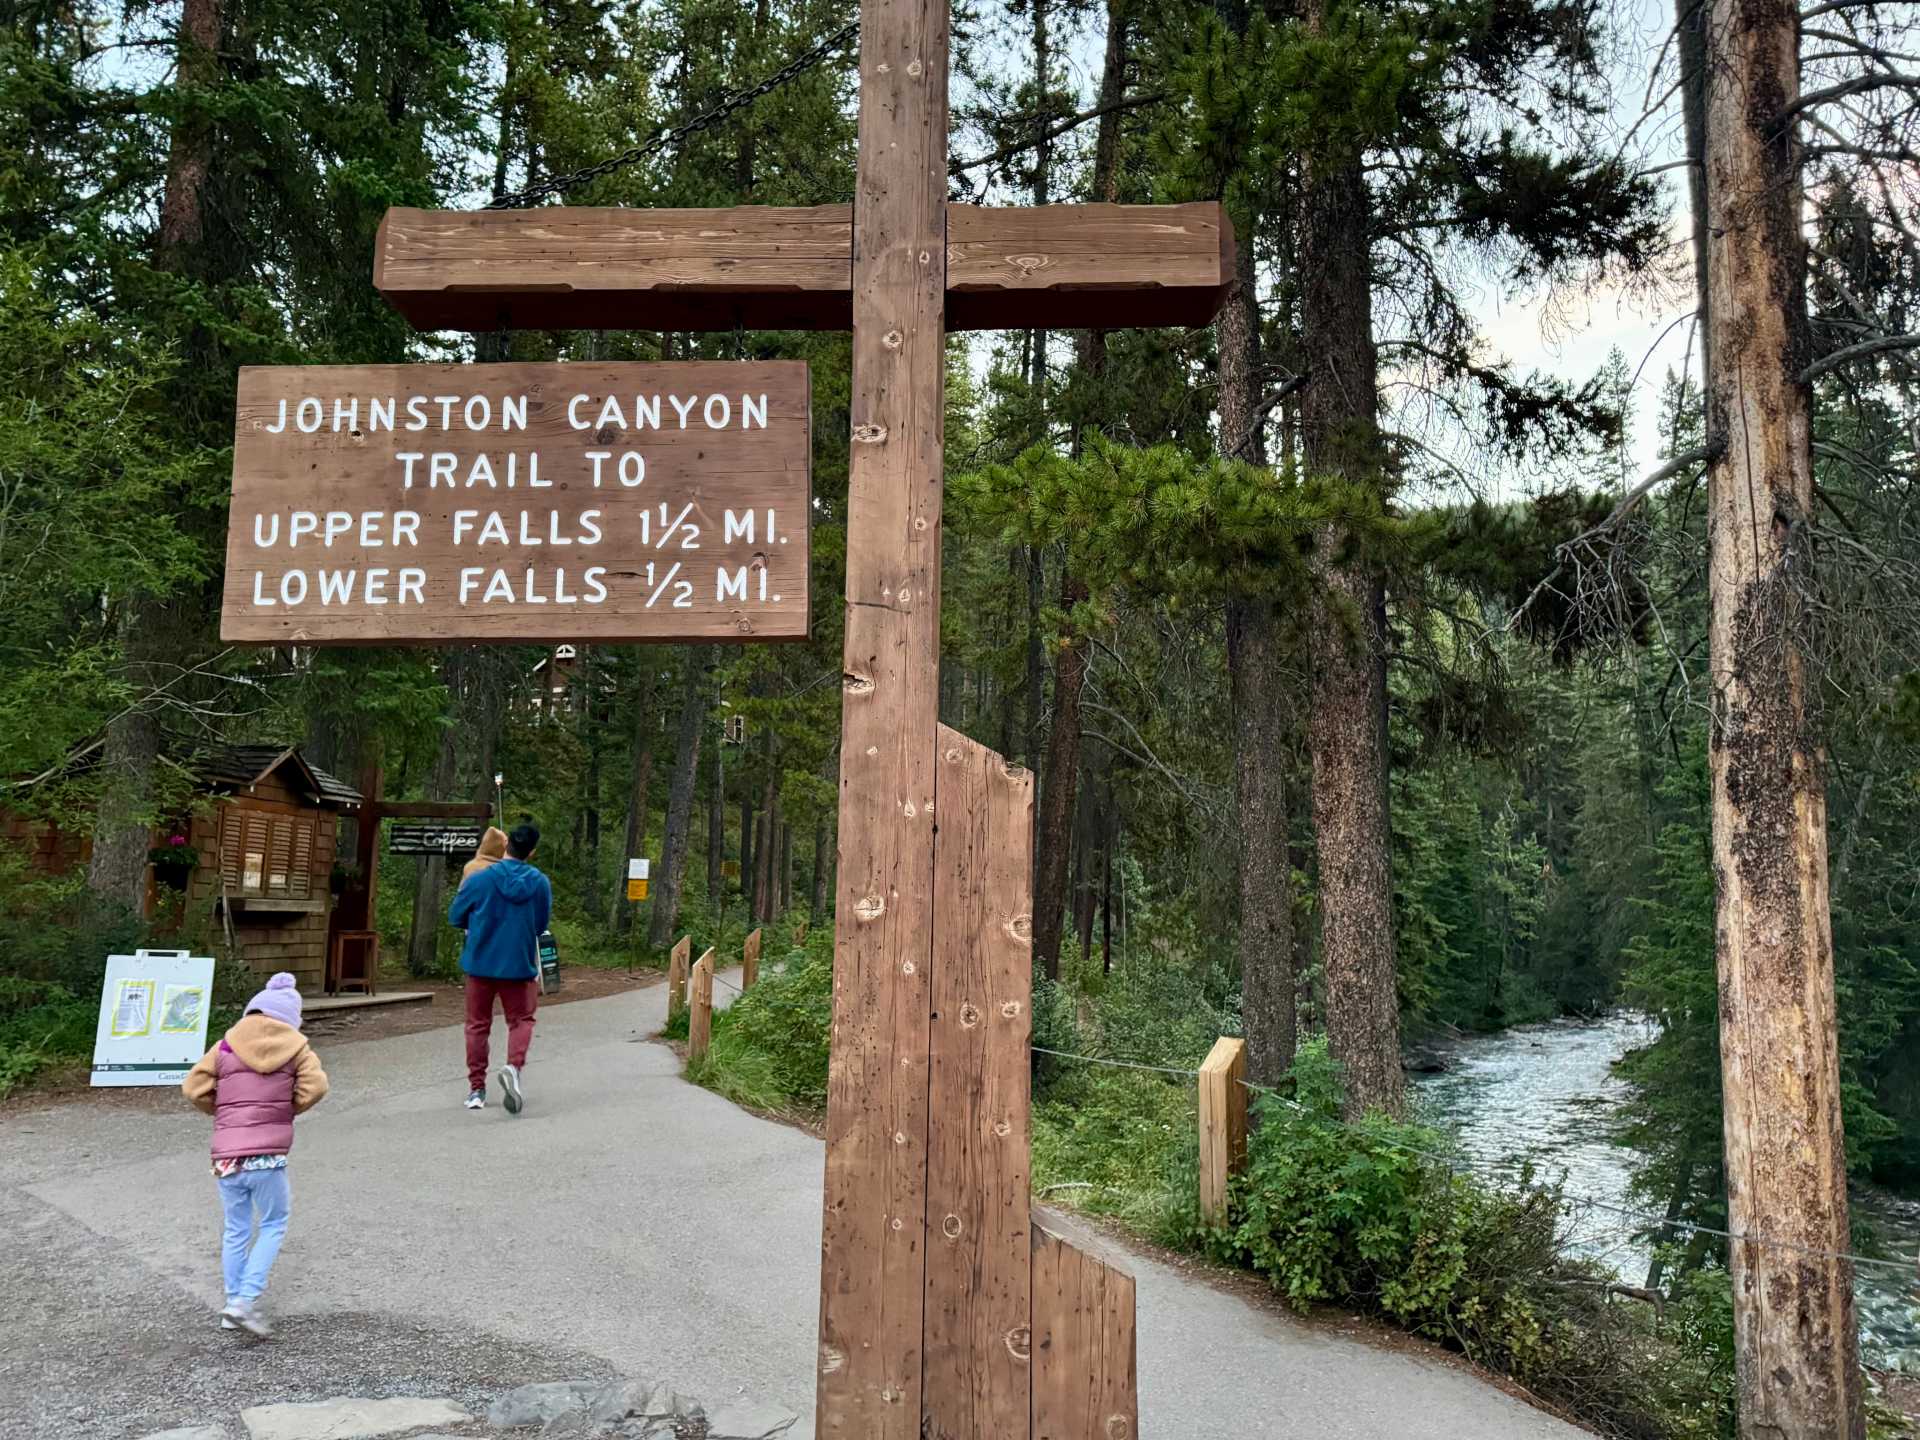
[221,361,811,644]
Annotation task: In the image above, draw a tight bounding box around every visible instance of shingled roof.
[184,745,362,809]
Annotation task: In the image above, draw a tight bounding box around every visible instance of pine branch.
[1778,71,1920,123]
[1799,333,1920,383]
[949,91,1167,177]
[1508,443,1721,631]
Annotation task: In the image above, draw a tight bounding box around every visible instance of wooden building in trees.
[4,743,361,992]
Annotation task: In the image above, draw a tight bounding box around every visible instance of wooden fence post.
[668,935,690,1022]
[1198,1036,1249,1227]
[743,927,762,990]
[689,947,715,1062]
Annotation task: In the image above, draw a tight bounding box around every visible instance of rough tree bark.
[405,658,463,977]
[1032,0,1127,980]
[88,0,226,911]
[1703,0,1862,1431]
[707,713,725,912]
[1298,0,1402,1119]
[647,650,708,948]
[612,664,658,936]
[811,815,831,919]
[1217,214,1297,1091]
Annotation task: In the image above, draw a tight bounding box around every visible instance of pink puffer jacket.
[210,1042,297,1159]
[183,1014,329,1161]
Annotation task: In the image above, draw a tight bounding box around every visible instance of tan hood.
[462,826,509,883]
[223,1013,309,1073]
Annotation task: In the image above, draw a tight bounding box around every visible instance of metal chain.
[486,18,861,210]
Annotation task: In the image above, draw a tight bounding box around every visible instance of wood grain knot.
[819,1344,846,1375]
[959,1003,981,1028]
[902,960,916,975]
[907,58,923,76]
[1002,761,1030,782]
[942,1214,963,1239]
[894,1131,907,1145]
[994,1120,1012,1138]
[1001,1000,1023,1019]
[851,423,888,443]
[883,329,903,349]
[842,671,874,695]
[853,895,886,921]
[1007,252,1052,276]
[1005,914,1033,943]
[944,746,964,763]
[903,799,917,818]
[1107,1418,1132,1439]
[1005,1326,1032,1361]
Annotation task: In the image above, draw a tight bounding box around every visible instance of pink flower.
[169,835,187,847]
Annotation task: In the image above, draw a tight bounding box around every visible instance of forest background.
[3,0,1918,1434]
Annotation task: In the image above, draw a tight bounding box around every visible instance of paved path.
[0,977,1586,1439]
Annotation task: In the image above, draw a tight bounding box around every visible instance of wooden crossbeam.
[373,202,1231,334]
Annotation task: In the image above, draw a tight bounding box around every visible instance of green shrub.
[1206,1037,1733,1439]
[686,928,834,1111]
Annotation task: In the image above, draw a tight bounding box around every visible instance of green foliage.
[686,928,834,1111]
[1213,1038,1735,1439]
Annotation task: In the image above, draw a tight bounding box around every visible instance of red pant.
[465,976,537,1090]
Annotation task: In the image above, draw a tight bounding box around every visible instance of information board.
[91,950,217,1087]
[220,361,811,645]
[390,823,486,856]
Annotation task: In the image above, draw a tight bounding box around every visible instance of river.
[1410,1012,1920,1369]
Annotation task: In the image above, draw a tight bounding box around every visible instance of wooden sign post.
[364,5,1229,1434]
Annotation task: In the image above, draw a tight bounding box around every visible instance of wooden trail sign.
[221,361,810,645]
[366,5,1226,1433]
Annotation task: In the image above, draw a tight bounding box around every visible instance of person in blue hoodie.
[449,821,552,1114]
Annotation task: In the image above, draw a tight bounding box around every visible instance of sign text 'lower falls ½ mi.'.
[220,360,811,645]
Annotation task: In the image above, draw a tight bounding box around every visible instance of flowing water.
[1410,1013,1920,1369]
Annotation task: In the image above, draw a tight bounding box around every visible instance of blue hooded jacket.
[449,858,552,981]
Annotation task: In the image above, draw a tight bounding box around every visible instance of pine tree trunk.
[1217,189,1296,1087]
[611,665,657,936]
[579,651,604,922]
[89,0,226,911]
[754,734,778,922]
[779,820,794,916]
[406,665,462,977]
[1032,571,1090,979]
[1703,0,1861,1429]
[740,790,755,905]
[1227,597,1296,1087]
[1297,17,1402,1117]
[707,722,725,912]
[647,651,708,949]
[811,816,831,920]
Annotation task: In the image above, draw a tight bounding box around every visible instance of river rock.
[240,1396,469,1440]
[490,1378,703,1431]
[705,1398,801,1437]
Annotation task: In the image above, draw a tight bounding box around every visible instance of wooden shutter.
[291,820,313,900]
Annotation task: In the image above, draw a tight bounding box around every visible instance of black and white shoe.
[498,1064,524,1115]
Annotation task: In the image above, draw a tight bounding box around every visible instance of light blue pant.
[217,1168,291,1303]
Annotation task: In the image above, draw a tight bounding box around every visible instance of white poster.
[627,857,651,880]
[92,951,217,1087]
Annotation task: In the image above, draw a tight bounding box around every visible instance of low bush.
[685,927,833,1112]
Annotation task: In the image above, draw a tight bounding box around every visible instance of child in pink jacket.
[182,972,329,1336]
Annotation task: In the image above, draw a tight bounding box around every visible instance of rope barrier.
[1016,1040,1918,1280]
[684,960,1913,1281]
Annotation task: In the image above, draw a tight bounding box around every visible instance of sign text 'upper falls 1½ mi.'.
[220,360,811,645]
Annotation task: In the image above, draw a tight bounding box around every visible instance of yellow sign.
[627,877,649,901]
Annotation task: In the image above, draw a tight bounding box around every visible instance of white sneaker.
[498,1064,524,1115]
[465,1088,486,1110]
[222,1298,271,1337]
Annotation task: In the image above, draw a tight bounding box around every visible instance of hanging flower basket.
[149,835,199,890]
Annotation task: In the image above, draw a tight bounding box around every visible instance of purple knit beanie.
[246,972,303,1029]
